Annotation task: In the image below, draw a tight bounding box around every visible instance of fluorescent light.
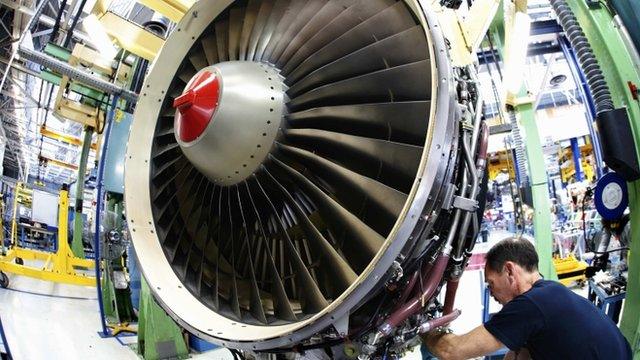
[504,11,531,94]
[83,14,118,59]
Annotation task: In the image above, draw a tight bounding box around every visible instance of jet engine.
[124,0,488,358]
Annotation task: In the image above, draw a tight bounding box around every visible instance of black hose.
[49,0,68,44]
[62,0,88,48]
[550,0,614,116]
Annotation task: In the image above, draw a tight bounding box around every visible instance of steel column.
[488,27,557,279]
[71,127,93,258]
[516,100,558,280]
[570,138,583,181]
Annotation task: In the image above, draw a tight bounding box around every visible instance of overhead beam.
[134,0,192,23]
[0,0,93,44]
[39,155,78,171]
[40,126,97,150]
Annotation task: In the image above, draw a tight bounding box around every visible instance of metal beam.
[40,126,97,150]
[133,0,193,23]
[39,156,78,170]
[18,47,138,102]
[96,11,163,61]
[0,0,93,44]
[477,41,562,65]
[0,0,49,95]
[530,19,563,35]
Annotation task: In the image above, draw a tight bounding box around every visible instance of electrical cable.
[49,0,68,44]
[486,33,503,80]
[62,0,87,48]
[581,188,593,252]
[593,247,629,255]
[482,33,505,124]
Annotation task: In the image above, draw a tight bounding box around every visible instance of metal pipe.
[462,122,490,256]
[17,47,138,102]
[442,279,459,315]
[378,248,452,335]
[534,56,557,111]
[444,131,472,251]
[468,68,484,156]
[392,270,420,312]
[445,123,488,315]
[418,309,462,333]
[0,0,50,93]
[452,134,480,260]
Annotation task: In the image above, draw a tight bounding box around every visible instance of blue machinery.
[94,95,120,337]
[0,315,11,359]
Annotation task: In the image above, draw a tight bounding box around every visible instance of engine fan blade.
[287,26,428,97]
[286,101,431,146]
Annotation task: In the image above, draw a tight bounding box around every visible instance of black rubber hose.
[49,0,68,44]
[550,0,614,116]
[62,0,88,48]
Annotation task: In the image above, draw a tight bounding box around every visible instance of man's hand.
[422,325,505,360]
[505,348,531,360]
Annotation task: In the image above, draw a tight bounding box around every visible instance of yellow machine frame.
[0,187,96,286]
[553,254,588,286]
[9,182,31,246]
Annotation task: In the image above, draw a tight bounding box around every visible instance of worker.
[422,237,631,359]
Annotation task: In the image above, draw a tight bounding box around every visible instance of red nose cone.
[173,70,220,142]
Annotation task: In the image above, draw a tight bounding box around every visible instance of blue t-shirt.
[484,280,631,359]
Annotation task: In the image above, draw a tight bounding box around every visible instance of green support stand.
[488,23,557,280]
[102,260,118,322]
[138,278,188,360]
[102,194,136,324]
[515,102,558,281]
[71,127,93,258]
[558,0,640,349]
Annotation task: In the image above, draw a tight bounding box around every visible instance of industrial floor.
[0,273,235,359]
[0,230,531,359]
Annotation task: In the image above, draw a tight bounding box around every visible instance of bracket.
[442,183,457,211]
[332,314,350,338]
[452,195,478,212]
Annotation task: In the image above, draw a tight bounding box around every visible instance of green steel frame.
[560,0,640,351]
[102,194,136,324]
[138,278,188,359]
[488,22,557,280]
[70,127,92,258]
[515,101,558,281]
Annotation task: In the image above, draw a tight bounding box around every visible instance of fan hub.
[173,70,221,142]
[174,61,284,185]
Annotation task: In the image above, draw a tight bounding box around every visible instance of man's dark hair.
[485,237,539,273]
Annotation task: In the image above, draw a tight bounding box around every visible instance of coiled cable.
[550,0,614,115]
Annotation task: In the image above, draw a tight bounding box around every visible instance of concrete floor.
[0,229,573,359]
[0,271,235,359]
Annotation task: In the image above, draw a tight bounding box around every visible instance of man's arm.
[504,348,531,360]
[422,325,504,360]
